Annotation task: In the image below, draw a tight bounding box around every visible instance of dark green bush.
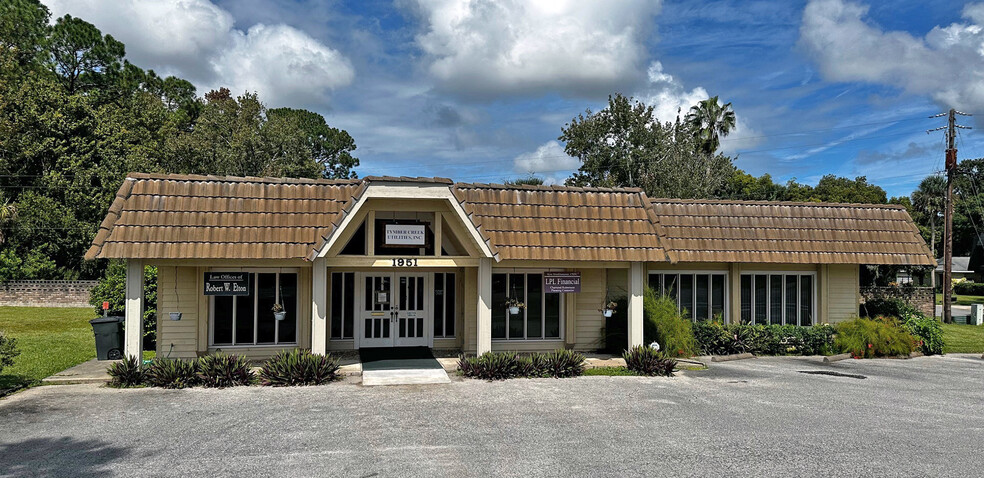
[460,350,585,380]
[692,321,835,356]
[144,358,199,389]
[107,355,143,388]
[0,330,19,374]
[259,349,340,386]
[622,345,676,377]
[953,281,984,295]
[834,317,917,358]
[459,352,522,380]
[903,315,945,355]
[644,289,698,357]
[861,297,921,319]
[197,353,254,387]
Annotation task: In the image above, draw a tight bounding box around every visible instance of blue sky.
[44,0,984,197]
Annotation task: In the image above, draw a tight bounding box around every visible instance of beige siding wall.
[572,268,607,352]
[157,264,311,360]
[157,266,201,359]
[824,264,860,324]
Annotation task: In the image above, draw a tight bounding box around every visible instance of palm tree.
[685,96,736,154]
[912,175,945,288]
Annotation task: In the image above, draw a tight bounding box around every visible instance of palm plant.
[912,175,945,288]
[685,96,736,154]
[0,195,16,244]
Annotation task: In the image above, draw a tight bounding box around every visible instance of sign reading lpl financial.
[544,272,581,293]
[204,272,251,296]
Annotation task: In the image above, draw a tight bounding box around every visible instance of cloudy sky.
[42,0,984,196]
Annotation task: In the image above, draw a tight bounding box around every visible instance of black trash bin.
[90,316,124,360]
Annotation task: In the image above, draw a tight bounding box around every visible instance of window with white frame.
[491,272,562,340]
[740,273,814,326]
[433,272,456,338]
[649,272,727,321]
[211,272,298,345]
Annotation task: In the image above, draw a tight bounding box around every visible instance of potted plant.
[272,303,286,321]
[505,297,525,315]
[601,301,617,318]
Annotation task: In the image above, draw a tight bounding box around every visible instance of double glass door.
[361,273,429,347]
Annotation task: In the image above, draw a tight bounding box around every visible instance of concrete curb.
[711,353,755,362]
[823,353,852,364]
[907,352,925,359]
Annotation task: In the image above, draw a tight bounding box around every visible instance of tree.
[912,175,945,274]
[561,94,736,198]
[267,108,359,179]
[49,15,125,94]
[685,96,736,154]
[784,175,887,204]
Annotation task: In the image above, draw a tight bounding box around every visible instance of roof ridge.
[453,182,644,193]
[649,197,906,209]
[126,172,363,186]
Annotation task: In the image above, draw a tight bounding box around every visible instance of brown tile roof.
[87,174,934,266]
[85,173,364,260]
[452,183,671,262]
[649,198,935,265]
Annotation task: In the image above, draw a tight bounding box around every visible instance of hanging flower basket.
[603,309,613,318]
[601,301,617,318]
[505,297,525,315]
[168,312,182,321]
[272,303,286,321]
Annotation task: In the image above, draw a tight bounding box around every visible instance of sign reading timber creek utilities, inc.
[203,272,251,296]
[544,272,581,293]
[384,224,427,246]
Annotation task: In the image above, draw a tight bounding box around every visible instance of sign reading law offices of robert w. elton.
[204,272,251,296]
[544,272,580,293]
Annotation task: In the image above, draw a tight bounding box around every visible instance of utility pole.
[930,109,972,323]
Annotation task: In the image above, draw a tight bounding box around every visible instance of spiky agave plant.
[544,349,585,378]
[144,358,199,389]
[623,346,676,377]
[459,352,522,380]
[107,355,144,388]
[259,349,340,386]
[197,353,254,387]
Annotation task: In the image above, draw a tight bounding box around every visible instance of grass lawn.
[583,366,638,376]
[942,323,984,354]
[0,307,96,391]
[935,293,984,306]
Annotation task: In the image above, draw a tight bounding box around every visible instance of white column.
[628,262,644,349]
[124,259,144,360]
[311,257,327,355]
[476,257,493,355]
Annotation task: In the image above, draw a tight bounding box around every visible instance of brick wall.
[0,280,98,308]
[860,286,935,318]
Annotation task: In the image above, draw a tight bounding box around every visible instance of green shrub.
[692,321,835,356]
[834,317,917,358]
[259,349,340,386]
[197,353,254,387]
[623,345,676,377]
[107,355,143,388]
[953,281,984,295]
[0,330,19,374]
[459,352,522,380]
[861,297,921,319]
[644,288,697,357]
[460,350,586,380]
[542,349,585,378]
[903,315,945,355]
[143,358,199,389]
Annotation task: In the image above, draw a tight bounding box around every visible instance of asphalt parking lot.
[1,355,982,477]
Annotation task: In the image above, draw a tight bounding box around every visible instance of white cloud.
[512,141,580,184]
[42,0,354,108]
[637,62,762,155]
[408,0,661,98]
[800,0,984,113]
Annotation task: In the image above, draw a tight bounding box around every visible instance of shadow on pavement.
[0,437,129,477]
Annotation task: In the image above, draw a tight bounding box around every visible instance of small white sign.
[385,224,426,246]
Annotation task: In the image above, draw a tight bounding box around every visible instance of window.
[433,273,456,337]
[330,272,355,339]
[491,272,562,340]
[649,273,728,321]
[740,273,815,326]
[211,272,298,346]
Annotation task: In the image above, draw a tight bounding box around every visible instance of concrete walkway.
[41,359,113,385]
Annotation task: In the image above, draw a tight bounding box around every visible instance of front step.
[362,368,451,386]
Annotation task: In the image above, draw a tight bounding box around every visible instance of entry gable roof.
[452,183,672,262]
[649,198,935,265]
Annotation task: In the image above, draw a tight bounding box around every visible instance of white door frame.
[355,271,433,349]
